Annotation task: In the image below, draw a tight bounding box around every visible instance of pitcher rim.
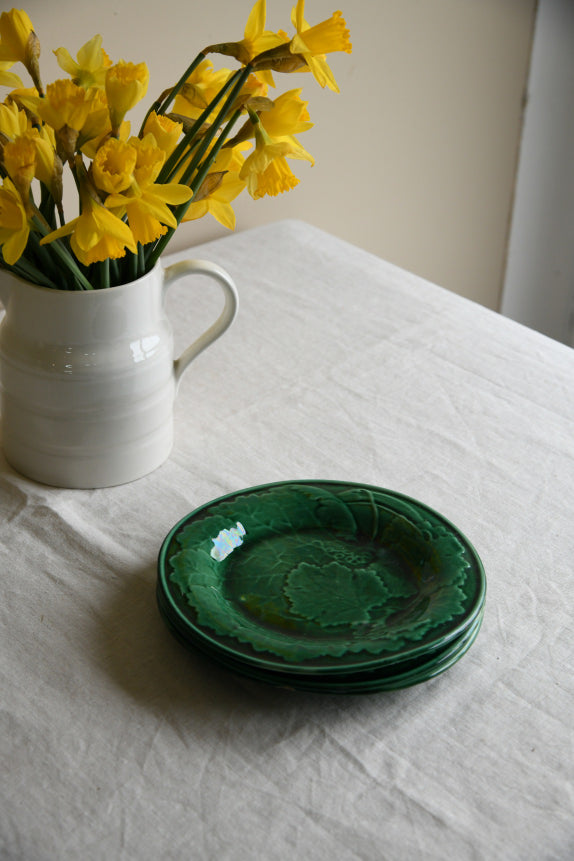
[0,259,164,298]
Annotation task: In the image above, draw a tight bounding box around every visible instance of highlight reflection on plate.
[157,481,486,677]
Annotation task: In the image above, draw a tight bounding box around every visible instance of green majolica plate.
[157,481,486,674]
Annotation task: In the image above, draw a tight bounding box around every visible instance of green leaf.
[285,562,388,626]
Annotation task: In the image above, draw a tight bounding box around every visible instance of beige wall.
[24,0,536,309]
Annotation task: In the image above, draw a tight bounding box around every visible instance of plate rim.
[157,479,487,672]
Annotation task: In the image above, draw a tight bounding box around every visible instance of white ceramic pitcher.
[0,259,238,488]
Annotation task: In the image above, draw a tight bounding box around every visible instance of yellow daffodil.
[0,8,42,94]
[0,99,28,139]
[173,59,232,123]
[129,134,164,186]
[18,78,103,160]
[204,0,289,88]
[105,180,193,245]
[235,72,268,108]
[143,111,182,158]
[182,144,247,229]
[40,183,137,265]
[239,120,312,199]
[0,59,22,88]
[91,137,136,194]
[105,60,149,134]
[76,89,111,148]
[2,134,35,203]
[23,78,100,132]
[0,175,29,264]
[54,34,112,90]
[225,88,313,171]
[25,126,62,202]
[236,0,288,63]
[104,134,193,245]
[242,146,298,198]
[78,88,130,159]
[289,0,351,92]
[1,123,58,196]
[5,86,39,124]
[0,8,34,64]
[259,88,312,137]
[81,122,131,161]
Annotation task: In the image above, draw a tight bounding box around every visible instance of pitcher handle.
[163,259,238,386]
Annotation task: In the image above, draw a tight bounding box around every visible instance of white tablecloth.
[2,220,573,861]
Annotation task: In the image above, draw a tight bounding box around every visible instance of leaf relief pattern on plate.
[284,561,389,626]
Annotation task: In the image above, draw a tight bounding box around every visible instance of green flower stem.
[145,65,252,270]
[139,52,207,136]
[182,107,243,193]
[137,243,146,277]
[97,258,110,290]
[128,248,139,283]
[32,215,94,291]
[158,119,205,186]
[157,52,207,117]
[38,185,57,231]
[145,108,243,270]
[158,65,249,186]
[163,136,202,186]
[0,258,60,291]
[26,229,63,287]
[179,90,245,189]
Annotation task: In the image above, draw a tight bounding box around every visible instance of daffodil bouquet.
[0,1,351,290]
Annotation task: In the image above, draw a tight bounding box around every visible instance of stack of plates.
[157,481,486,694]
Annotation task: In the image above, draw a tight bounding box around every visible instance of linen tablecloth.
[2,220,573,860]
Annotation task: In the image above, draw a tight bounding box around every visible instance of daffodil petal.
[214,175,246,203]
[77,34,104,70]
[39,219,77,245]
[181,200,209,223]
[2,226,28,264]
[138,193,178,228]
[73,215,99,252]
[125,202,167,245]
[103,192,129,210]
[292,0,308,34]
[209,199,236,230]
[306,54,339,92]
[0,9,35,65]
[244,0,266,42]
[147,183,193,206]
[0,68,22,87]
[92,205,137,249]
[53,47,78,77]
